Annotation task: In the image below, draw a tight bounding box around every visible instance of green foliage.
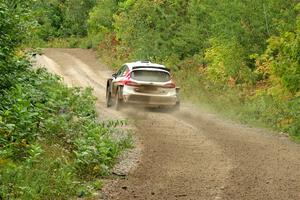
[172,0,211,58]
[204,38,254,84]
[0,1,34,91]
[0,1,131,199]
[0,0,33,58]
[0,66,131,199]
[62,0,97,37]
[31,0,96,42]
[109,0,297,61]
[88,0,117,35]
[114,0,190,60]
[0,152,77,199]
[86,0,119,48]
[244,94,300,139]
[31,0,64,41]
[74,120,125,177]
[263,32,300,93]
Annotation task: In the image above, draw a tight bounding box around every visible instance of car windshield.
[131,70,170,82]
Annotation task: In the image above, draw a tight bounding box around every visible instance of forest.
[1,0,300,199]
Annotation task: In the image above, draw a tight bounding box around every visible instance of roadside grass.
[0,56,132,199]
[173,66,300,142]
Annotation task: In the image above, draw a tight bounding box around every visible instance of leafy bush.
[87,0,117,36]
[262,32,300,93]
[0,1,33,92]
[0,65,131,199]
[204,38,254,85]
[74,120,125,177]
[0,151,78,200]
[32,0,96,40]
[1,1,131,199]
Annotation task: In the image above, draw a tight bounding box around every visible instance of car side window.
[115,66,123,77]
[116,65,128,77]
[115,66,124,77]
[121,66,129,77]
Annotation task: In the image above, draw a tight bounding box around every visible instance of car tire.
[169,101,180,112]
[114,87,123,111]
[174,101,180,111]
[106,85,112,107]
[159,101,180,113]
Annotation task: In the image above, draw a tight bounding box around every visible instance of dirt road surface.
[36,48,300,200]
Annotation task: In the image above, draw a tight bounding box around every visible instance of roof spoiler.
[132,66,171,72]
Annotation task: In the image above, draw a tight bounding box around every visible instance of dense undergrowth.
[0,63,131,199]
[0,64,130,199]
[0,1,131,199]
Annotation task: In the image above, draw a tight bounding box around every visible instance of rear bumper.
[122,86,178,106]
[123,94,177,106]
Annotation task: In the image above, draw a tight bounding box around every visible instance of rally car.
[106,61,180,110]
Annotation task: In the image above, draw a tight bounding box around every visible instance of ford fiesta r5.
[106,61,180,110]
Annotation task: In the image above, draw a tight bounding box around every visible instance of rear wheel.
[114,87,123,111]
[106,85,112,107]
[174,101,180,111]
[158,101,180,113]
[168,101,180,112]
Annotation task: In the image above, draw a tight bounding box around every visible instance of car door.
[111,65,128,96]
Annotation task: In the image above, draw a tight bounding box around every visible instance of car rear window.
[131,70,170,82]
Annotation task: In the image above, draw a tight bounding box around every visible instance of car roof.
[125,61,166,70]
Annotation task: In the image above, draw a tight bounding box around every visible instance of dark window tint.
[131,70,170,82]
[116,66,124,77]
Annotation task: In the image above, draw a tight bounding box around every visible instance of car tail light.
[122,72,139,86]
[124,80,139,86]
[162,82,176,88]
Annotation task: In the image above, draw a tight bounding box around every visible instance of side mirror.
[112,73,117,78]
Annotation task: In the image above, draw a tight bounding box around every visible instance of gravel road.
[36,48,300,200]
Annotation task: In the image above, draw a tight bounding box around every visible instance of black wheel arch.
[106,79,113,92]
